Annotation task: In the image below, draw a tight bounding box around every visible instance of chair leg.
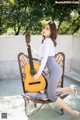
[60,108,64,115]
[24,99,28,114]
[34,103,37,108]
[47,104,64,115]
[54,108,64,115]
[24,99,44,117]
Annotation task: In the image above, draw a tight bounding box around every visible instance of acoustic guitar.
[24,33,46,92]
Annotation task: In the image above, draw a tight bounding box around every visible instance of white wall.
[0,35,27,61]
[56,35,72,72]
[0,35,72,61]
[0,35,80,79]
[70,35,80,73]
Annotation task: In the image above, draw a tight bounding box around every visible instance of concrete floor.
[0,76,23,96]
[0,76,80,120]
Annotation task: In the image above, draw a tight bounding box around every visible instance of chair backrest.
[18,52,65,93]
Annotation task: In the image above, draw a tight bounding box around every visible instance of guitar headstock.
[25,32,31,44]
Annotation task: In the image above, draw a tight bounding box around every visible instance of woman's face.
[41,24,51,38]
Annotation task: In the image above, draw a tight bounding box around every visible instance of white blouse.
[32,38,55,76]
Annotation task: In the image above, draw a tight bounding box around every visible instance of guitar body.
[24,62,46,92]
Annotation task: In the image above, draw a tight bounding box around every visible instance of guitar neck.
[27,44,35,71]
[25,33,37,75]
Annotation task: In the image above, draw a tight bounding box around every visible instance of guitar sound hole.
[29,81,41,85]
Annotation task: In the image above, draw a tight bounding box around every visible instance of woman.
[27,20,80,117]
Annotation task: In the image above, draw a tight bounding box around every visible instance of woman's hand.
[33,74,40,80]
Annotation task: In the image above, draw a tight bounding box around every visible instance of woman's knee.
[48,94,58,102]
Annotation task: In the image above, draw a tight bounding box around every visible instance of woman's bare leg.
[55,97,79,116]
[55,87,78,116]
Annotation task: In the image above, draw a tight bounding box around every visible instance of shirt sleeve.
[37,39,51,76]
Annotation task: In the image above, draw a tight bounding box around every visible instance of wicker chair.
[18,52,69,116]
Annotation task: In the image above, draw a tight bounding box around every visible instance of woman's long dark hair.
[42,21,57,47]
